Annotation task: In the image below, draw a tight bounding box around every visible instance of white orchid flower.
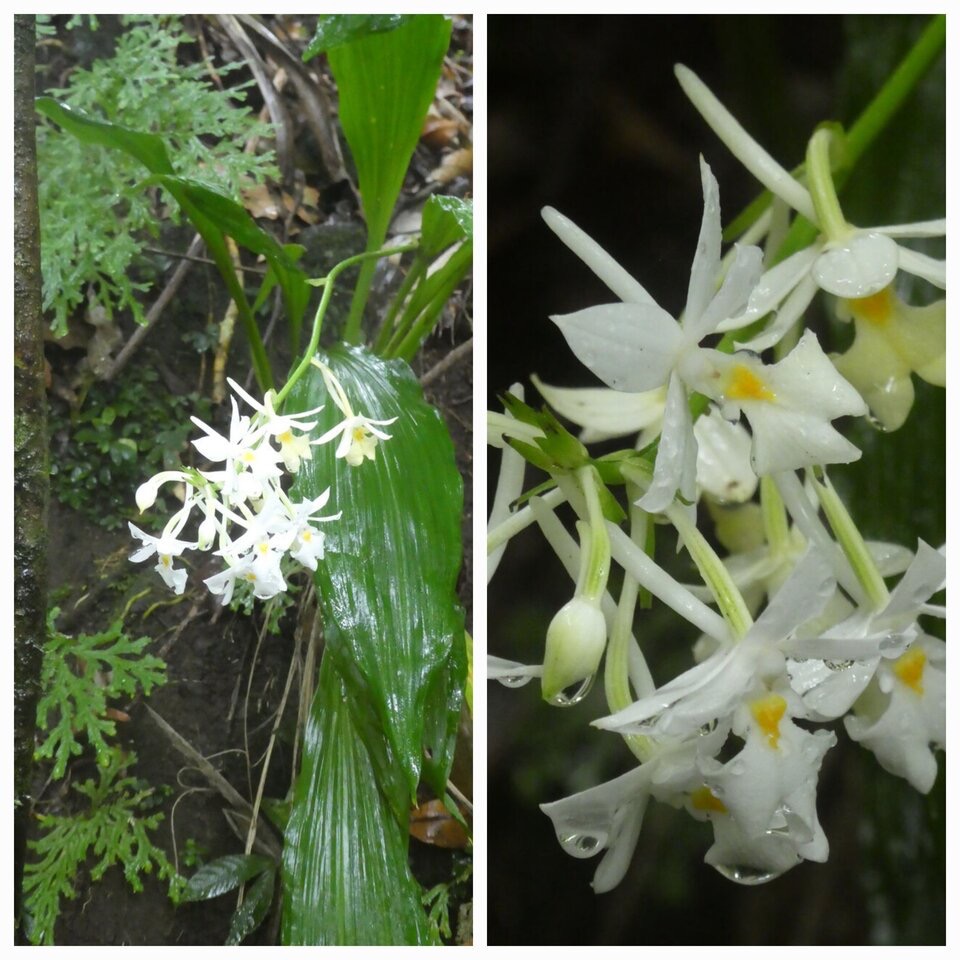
[539,723,729,892]
[545,157,762,512]
[128,520,194,596]
[831,286,945,431]
[594,549,836,739]
[225,377,324,473]
[695,331,868,476]
[844,632,945,793]
[675,65,945,352]
[786,540,946,723]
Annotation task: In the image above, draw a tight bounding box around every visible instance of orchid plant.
[488,19,944,899]
[40,14,469,946]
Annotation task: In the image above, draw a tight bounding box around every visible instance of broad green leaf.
[328,15,452,340]
[302,14,409,60]
[181,853,274,902]
[281,655,438,945]
[226,867,276,945]
[288,344,465,817]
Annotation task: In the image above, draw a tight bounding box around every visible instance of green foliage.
[35,608,167,780]
[183,853,277,945]
[282,656,440,945]
[302,14,408,59]
[283,345,464,945]
[422,855,472,943]
[23,747,182,946]
[49,367,210,528]
[37,15,277,336]
[323,14,453,341]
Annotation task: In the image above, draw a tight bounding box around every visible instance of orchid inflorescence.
[129,363,395,604]
[488,61,944,890]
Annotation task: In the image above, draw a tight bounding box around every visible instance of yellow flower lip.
[847,285,894,326]
[725,362,776,403]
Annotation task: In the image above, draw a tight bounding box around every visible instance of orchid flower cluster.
[128,363,395,604]
[488,63,945,891]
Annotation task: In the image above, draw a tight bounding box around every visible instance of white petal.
[541,206,656,305]
[720,246,820,331]
[684,157,723,329]
[674,65,817,223]
[606,523,731,643]
[694,408,757,503]
[812,232,899,298]
[734,272,819,353]
[882,540,946,622]
[531,375,666,443]
[895,246,946,290]
[872,218,946,238]
[747,403,862,475]
[637,373,696,512]
[552,302,684,392]
[540,763,652,867]
[694,243,764,341]
[766,330,867,421]
[748,548,835,648]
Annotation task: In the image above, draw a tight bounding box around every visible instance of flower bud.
[542,596,608,702]
[135,478,160,512]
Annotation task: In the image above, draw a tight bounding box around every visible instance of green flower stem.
[274,242,418,407]
[760,475,790,555]
[665,501,753,640]
[844,14,945,166]
[808,468,889,610]
[736,14,944,266]
[575,465,611,604]
[805,128,848,243]
[604,499,654,763]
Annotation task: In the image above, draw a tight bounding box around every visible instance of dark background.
[487,14,945,946]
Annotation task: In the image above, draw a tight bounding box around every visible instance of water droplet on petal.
[559,831,606,858]
[712,862,783,885]
[825,659,855,672]
[497,674,533,689]
[547,673,596,707]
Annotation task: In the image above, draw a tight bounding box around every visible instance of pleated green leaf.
[281,655,438,945]
[327,15,452,339]
[328,15,451,250]
[288,344,465,817]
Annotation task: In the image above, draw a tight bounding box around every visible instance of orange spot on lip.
[690,785,727,814]
[893,647,926,695]
[750,694,787,749]
[725,363,776,402]
[849,285,894,326]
